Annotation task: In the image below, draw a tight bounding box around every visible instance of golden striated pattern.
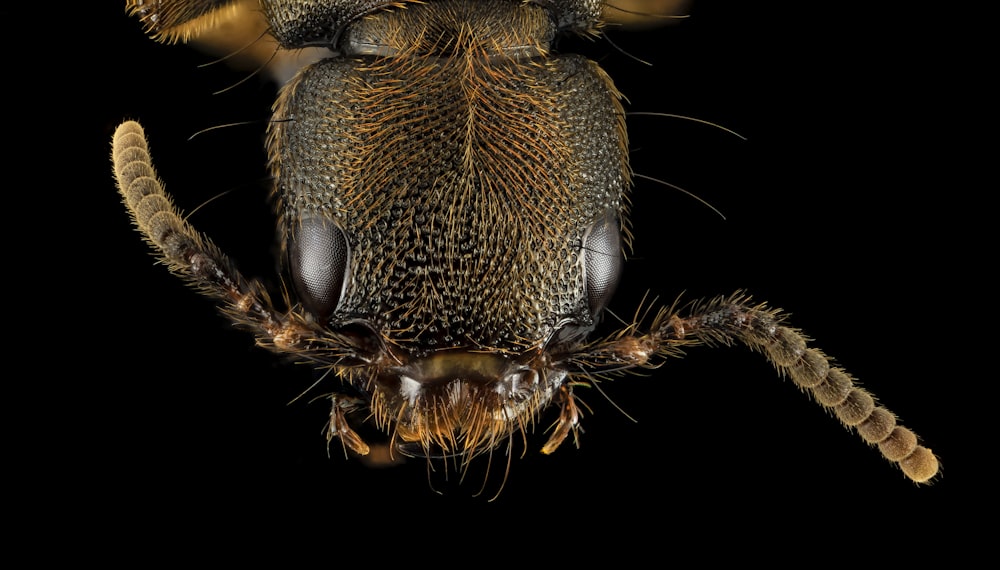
[269,1,629,353]
[125,0,244,43]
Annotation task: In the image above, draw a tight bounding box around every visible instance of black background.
[21,0,958,545]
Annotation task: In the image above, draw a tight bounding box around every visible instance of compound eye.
[289,216,350,320]
[583,210,623,316]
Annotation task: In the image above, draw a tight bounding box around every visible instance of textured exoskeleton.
[113,0,938,485]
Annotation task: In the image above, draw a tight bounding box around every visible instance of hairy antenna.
[570,293,940,483]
